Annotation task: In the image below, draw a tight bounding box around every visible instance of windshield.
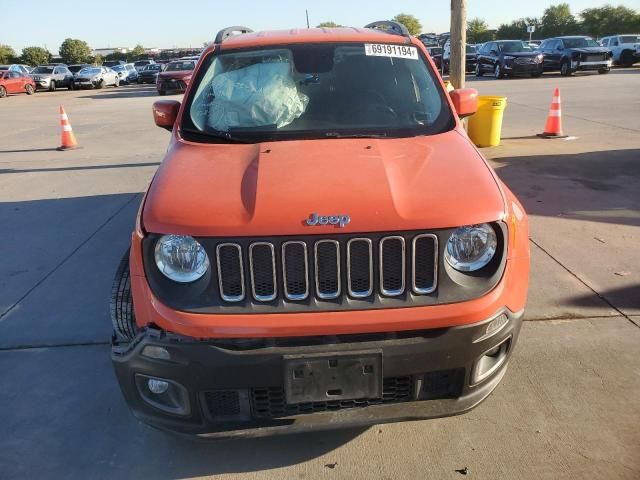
[466,45,476,54]
[185,44,452,142]
[144,65,161,71]
[620,35,640,43]
[112,65,126,72]
[79,67,101,75]
[69,65,87,73]
[500,41,532,53]
[32,66,54,74]
[134,61,150,66]
[166,61,195,71]
[563,38,600,48]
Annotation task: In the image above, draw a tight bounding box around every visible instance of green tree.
[580,5,640,38]
[540,3,578,37]
[496,18,539,40]
[59,38,92,64]
[127,44,146,61]
[392,13,422,36]
[105,51,127,61]
[467,18,494,43]
[316,21,342,28]
[0,44,16,64]
[21,46,51,66]
[93,54,104,66]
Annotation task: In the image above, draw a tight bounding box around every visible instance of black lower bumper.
[112,309,523,438]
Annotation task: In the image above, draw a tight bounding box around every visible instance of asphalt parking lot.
[1,70,639,479]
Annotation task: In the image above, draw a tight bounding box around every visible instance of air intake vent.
[380,236,405,296]
[315,240,340,299]
[249,242,277,301]
[216,243,245,302]
[347,238,373,298]
[412,234,438,294]
[282,241,309,300]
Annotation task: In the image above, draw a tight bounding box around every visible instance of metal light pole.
[449,0,467,90]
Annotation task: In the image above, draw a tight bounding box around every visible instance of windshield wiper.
[324,132,389,139]
[182,128,252,144]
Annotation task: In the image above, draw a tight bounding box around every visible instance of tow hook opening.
[471,336,512,386]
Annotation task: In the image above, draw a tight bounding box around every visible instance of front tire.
[49,80,56,91]
[494,63,504,79]
[598,67,610,74]
[114,77,120,87]
[560,60,572,76]
[475,62,483,77]
[0,86,6,98]
[620,50,634,68]
[25,84,34,95]
[110,249,137,341]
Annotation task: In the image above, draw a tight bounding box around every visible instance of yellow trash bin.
[467,96,507,147]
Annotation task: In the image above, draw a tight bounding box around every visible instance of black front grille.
[584,53,605,62]
[204,390,241,417]
[210,231,439,305]
[251,376,414,419]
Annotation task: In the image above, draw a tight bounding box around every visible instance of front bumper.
[113,309,523,437]
[504,62,543,74]
[572,59,612,71]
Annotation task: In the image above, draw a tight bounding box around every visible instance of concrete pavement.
[0,70,638,479]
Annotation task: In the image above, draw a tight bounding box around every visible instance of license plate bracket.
[284,351,382,404]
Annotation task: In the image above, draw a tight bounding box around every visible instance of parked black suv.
[476,40,543,78]
[537,36,612,75]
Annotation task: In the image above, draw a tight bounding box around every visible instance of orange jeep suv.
[111,22,530,437]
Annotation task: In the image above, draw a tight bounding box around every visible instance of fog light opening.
[135,374,190,416]
[148,379,169,394]
[471,337,512,385]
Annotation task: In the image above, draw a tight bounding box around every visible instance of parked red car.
[156,59,195,95]
[0,70,36,97]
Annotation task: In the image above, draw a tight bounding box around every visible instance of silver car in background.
[73,66,120,89]
[111,63,138,84]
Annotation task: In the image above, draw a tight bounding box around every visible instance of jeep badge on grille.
[306,213,351,228]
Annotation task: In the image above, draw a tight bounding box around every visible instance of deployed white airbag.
[207,62,308,131]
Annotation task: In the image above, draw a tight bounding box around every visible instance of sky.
[3,0,640,52]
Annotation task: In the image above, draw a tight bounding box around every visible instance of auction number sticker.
[365,44,418,60]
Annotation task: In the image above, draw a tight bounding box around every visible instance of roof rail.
[364,21,411,38]
[214,26,253,44]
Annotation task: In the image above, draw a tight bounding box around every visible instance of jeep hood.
[143,130,505,236]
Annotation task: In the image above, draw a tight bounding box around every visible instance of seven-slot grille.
[214,234,438,303]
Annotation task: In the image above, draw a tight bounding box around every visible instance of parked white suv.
[600,34,640,67]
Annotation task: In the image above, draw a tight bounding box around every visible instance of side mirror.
[557,45,563,50]
[152,100,180,131]
[449,88,478,119]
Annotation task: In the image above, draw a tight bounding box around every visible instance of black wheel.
[598,67,610,74]
[97,79,104,89]
[25,84,34,94]
[110,249,137,341]
[0,86,6,98]
[67,82,73,90]
[158,87,166,96]
[49,80,56,91]
[620,50,634,68]
[494,63,504,79]
[475,62,483,77]
[560,60,572,76]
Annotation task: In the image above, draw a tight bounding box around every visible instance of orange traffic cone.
[57,105,80,150]
[537,88,568,139]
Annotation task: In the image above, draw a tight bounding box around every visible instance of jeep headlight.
[154,235,209,282]
[445,224,497,272]
[504,55,515,61]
